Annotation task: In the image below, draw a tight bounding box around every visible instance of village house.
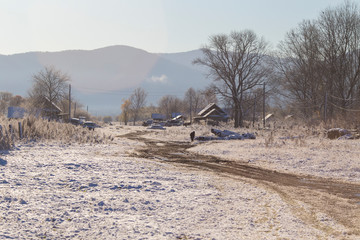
[37,96,65,121]
[193,103,229,124]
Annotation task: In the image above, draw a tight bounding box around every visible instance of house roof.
[151,113,166,120]
[195,103,229,122]
[43,96,62,113]
[197,103,228,118]
[203,108,222,118]
[264,113,273,121]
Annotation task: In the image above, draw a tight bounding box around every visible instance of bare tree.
[28,66,70,116]
[276,20,324,118]
[0,92,26,116]
[158,95,183,119]
[0,92,13,115]
[73,108,92,121]
[201,85,218,105]
[10,95,25,107]
[184,88,205,121]
[141,104,158,120]
[317,1,360,119]
[121,99,131,125]
[277,1,360,121]
[194,30,270,127]
[103,116,113,123]
[129,87,147,125]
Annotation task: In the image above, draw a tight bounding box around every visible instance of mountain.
[0,46,208,116]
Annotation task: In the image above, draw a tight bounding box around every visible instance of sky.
[0,0,349,55]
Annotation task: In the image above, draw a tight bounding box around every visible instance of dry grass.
[0,116,111,150]
[141,119,329,145]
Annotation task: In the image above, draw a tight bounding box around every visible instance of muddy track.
[121,131,360,235]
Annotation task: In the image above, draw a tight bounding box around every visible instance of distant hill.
[0,45,208,116]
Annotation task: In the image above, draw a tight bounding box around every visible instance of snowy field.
[188,130,360,183]
[0,123,359,239]
[141,124,360,182]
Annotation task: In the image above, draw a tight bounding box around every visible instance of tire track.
[121,131,360,234]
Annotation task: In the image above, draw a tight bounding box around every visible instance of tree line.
[194,1,360,127]
[119,86,217,125]
[1,66,90,121]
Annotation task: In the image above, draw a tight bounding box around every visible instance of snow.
[194,128,256,141]
[189,134,360,183]
[140,124,360,182]
[0,124,359,239]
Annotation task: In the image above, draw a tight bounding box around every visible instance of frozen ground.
[140,124,360,183]
[0,124,359,239]
[189,133,360,183]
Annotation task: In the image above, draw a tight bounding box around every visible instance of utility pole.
[189,94,192,124]
[263,82,266,129]
[74,102,77,117]
[69,84,71,122]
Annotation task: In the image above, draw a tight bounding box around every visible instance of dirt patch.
[120,131,360,235]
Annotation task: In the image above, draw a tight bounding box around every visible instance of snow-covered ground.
[189,133,360,183]
[141,124,360,183]
[0,124,359,239]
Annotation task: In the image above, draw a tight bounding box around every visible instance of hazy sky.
[0,0,348,55]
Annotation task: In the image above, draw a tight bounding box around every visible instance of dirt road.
[121,131,360,237]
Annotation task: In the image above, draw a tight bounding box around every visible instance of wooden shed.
[193,103,229,123]
[40,96,63,120]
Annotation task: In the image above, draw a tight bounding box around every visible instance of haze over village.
[1,0,360,239]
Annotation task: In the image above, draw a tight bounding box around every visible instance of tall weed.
[0,116,108,150]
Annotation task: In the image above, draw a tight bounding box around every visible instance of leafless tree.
[184,88,205,120]
[60,96,85,119]
[129,87,147,125]
[103,116,113,123]
[194,30,270,127]
[201,85,218,105]
[276,20,324,118]
[0,92,13,115]
[0,92,26,116]
[317,1,360,119]
[10,95,25,107]
[158,95,183,119]
[121,99,131,125]
[28,66,70,115]
[277,1,360,121]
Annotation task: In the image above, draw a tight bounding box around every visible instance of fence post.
[18,122,23,139]
[9,124,12,135]
[9,124,14,145]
